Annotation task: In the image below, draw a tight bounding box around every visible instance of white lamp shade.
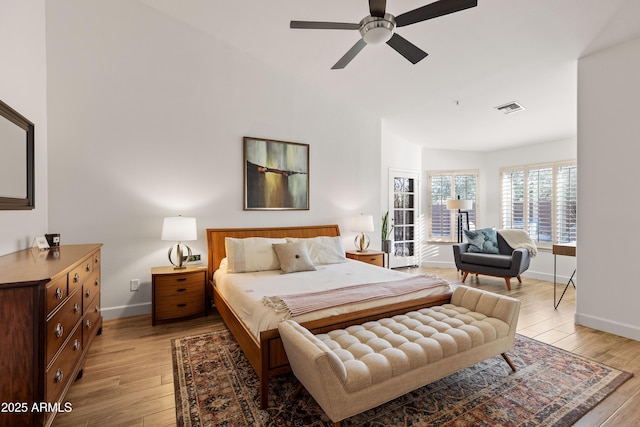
[161,216,197,242]
[351,214,375,232]
[446,199,473,210]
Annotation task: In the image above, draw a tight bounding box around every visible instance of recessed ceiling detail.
[495,101,525,114]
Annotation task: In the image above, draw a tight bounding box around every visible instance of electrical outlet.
[182,254,201,263]
[130,279,140,291]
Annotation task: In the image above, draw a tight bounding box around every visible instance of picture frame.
[243,137,309,210]
[33,236,50,250]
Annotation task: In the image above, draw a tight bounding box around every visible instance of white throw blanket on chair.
[498,229,538,257]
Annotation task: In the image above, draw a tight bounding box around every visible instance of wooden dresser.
[0,244,103,427]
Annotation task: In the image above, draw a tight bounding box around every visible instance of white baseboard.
[101,302,151,320]
[575,312,640,341]
[419,261,573,283]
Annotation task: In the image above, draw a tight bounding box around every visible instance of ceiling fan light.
[360,14,396,44]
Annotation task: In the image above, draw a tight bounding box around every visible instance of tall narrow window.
[427,171,478,242]
[500,161,577,247]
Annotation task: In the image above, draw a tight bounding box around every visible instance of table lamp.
[161,216,197,269]
[351,214,374,252]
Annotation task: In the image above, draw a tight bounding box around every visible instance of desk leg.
[554,268,576,310]
[554,254,557,308]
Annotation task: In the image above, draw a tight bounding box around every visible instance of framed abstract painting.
[243,137,309,210]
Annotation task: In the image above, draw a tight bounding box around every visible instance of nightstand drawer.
[346,251,384,267]
[154,271,203,290]
[155,292,204,320]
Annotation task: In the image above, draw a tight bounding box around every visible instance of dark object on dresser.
[0,244,103,427]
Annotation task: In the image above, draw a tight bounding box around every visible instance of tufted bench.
[278,285,520,426]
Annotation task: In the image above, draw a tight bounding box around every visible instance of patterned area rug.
[172,329,631,427]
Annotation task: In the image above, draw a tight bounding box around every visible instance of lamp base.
[354,233,370,252]
[168,242,192,269]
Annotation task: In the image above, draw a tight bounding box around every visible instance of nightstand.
[151,265,207,325]
[346,250,385,267]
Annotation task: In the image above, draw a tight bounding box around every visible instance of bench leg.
[290,383,304,402]
[501,353,516,372]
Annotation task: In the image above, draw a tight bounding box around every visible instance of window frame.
[499,160,577,249]
[427,170,479,243]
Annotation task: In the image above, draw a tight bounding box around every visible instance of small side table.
[151,264,207,325]
[552,242,576,309]
[346,250,385,267]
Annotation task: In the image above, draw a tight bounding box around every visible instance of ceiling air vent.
[495,101,525,115]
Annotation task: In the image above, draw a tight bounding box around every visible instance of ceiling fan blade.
[369,0,387,17]
[332,39,367,69]
[395,0,477,27]
[290,21,360,30]
[386,33,428,64]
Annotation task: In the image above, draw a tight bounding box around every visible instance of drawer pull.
[86,289,91,298]
[85,263,91,272]
[74,303,80,313]
[86,319,92,329]
[54,323,64,338]
[94,278,99,286]
[95,305,100,313]
[177,288,187,292]
[176,278,187,281]
[73,339,81,351]
[177,303,187,307]
[73,273,80,283]
[54,369,64,383]
[95,256,100,264]
[55,287,63,300]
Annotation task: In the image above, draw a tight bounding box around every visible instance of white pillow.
[285,236,347,265]
[272,242,316,274]
[225,237,287,273]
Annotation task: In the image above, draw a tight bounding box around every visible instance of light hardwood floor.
[53,268,640,426]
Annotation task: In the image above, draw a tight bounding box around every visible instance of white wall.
[46,0,381,319]
[576,35,640,340]
[420,139,577,283]
[0,0,48,255]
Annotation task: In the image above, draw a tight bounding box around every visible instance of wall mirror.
[0,99,35,210]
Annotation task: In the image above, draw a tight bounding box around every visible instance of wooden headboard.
[206,224,341,281]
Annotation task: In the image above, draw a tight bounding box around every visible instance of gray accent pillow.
[463,227,500,254]
[272,242,317,273]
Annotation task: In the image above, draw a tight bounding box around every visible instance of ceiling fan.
[290,0,477,69]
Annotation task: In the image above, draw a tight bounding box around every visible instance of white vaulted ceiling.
[138,0,640,151]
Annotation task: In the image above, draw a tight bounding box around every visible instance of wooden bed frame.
[206,224,453,409]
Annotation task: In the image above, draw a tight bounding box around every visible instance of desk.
[553,242,576,309]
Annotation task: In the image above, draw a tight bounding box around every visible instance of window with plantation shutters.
[427,170,478,242]
[500,161,577,247]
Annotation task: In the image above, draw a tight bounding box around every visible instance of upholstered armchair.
[452,229,532,290]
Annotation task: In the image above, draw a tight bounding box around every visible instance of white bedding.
[213,258,450,340]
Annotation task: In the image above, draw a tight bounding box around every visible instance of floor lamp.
[446,198,472,243]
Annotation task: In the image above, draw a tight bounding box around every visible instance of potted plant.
[381,211,393,254]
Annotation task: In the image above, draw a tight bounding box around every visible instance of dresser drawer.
[83,269,100,306]
[83,294,101,347]
[69,254,95,294]
[46,324,83,404]
[46,275,68,317]
[46,289,83,367]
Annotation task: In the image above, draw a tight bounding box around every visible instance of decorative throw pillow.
[463,228,500,254]
[272,242,317,273]
[285,236,347,265]
[225,237,287,273]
